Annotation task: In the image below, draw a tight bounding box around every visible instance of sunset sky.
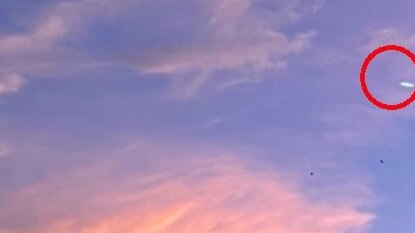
[1,1,415,232]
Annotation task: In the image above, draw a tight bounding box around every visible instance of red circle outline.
[360,44,415,110]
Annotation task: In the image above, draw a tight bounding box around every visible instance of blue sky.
[1,0,415,232]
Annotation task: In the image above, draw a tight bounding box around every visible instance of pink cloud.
[0,142,373,233]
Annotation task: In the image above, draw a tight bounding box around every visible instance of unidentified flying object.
[400,81,415,89]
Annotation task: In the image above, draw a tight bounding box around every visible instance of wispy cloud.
[133,0,319,98]
[0,0,143,86]
[0,0,323,99]
[362,28,415,52]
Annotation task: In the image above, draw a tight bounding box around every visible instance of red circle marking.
[360,44,415,110]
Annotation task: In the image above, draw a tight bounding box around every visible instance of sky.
[1,0,415,232]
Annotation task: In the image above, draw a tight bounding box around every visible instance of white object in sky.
[400,81,415,89]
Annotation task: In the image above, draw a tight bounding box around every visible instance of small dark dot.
[380,160,384,164]
[310,172,314,176]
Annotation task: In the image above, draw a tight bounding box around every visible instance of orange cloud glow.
[0,144,373,233]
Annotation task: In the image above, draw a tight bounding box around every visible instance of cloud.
[0,0,144,56]
[0,143,10,157]
[0,142,373,233]
[0,14,66,55]
[129,0,319,98]
[0,0,144,77]
[362,28,415,52]
[321,104,400,147]
[0,0,323,99]
[0,73,25,96]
